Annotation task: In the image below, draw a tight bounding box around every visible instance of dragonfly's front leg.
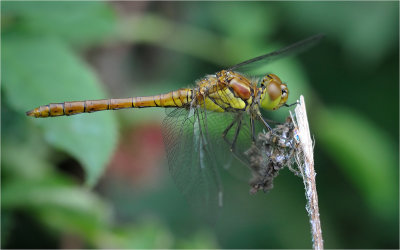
[257,113,288,141]
[222,118,237,147]
[222,114,243,151]
[250,117,256,142]
[257,112,272,131]
[283,100,300,107]
[231,118,242,151]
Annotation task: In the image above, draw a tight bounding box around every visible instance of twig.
[290,95,323,250]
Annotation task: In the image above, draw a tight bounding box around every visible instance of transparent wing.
[162,106,261,217]
[227,34,324,73]
[203,111,255,181]
[162,107,223,220]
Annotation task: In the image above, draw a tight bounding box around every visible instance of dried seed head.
[245,116,300,194]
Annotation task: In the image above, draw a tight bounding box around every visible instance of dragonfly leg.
[283,100,300,107]
[257,113,272,131]
[258,113,286,140]
[222,118,237,145]
[229,117,243,151]
[265,118,284,126]
[265,118,280,124]
[250,117,256,142]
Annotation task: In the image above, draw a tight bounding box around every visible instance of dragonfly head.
[259,74,289,110]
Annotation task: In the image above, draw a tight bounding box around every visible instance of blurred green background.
[1,1,398,248]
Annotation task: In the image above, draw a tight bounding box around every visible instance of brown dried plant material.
[245,116,300,194]
[246,95,323,250]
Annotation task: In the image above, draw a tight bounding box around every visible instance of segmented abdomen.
[26,89,193,118]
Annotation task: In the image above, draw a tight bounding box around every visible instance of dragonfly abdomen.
[26,89,194,118]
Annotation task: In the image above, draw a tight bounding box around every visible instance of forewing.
[227,34,324,73]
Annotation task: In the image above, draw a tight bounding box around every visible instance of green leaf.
[2,178,112,241]
[2,135,112,245]
[98,221,174,248]
[2,1,116,47]
[315,107,398,218]
[2,36,118,186]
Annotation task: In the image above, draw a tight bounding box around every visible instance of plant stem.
[291,95,324,250]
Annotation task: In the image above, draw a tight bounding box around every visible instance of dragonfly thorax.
[259,74,289,111]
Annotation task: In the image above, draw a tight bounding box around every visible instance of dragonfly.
[27,34,323,217]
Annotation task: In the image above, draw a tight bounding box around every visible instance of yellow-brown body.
[26,70,288,118]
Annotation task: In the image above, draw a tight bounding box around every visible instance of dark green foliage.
[1,1,398,248]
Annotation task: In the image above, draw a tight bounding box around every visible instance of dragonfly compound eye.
[260,74,287,110]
